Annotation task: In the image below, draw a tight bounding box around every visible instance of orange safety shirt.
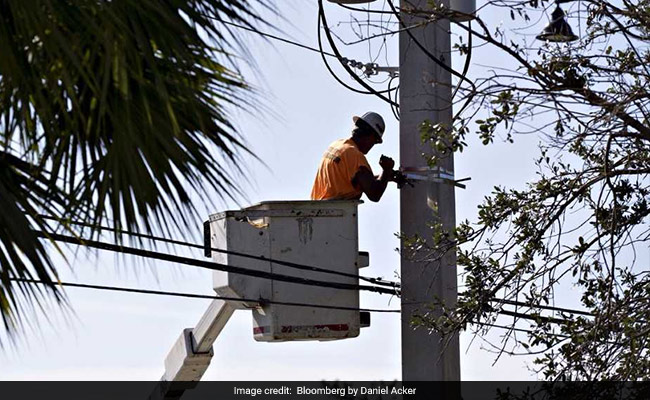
[311,138,373,200]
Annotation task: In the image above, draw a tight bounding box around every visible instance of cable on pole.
[219,19,397,98]
[489,297,594,317]
[40,215,400,289]
[318,0,399,105]
[476,321,572,339]
[498,309,572,326]
[41,218,599,318]
[388,75,400,121]
[316,8,396,96]
[10,278,400,314]
[451,21,473,104]
[316,11,377,95]
[35,231,400,296]
[335,3,398,15]
[477,321,620,346]
[386,0,476,93]
[10,279,588,321]
[10,278,609,348]
[220,20,338,58]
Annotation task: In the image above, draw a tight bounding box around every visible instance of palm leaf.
[0,0,275,344]
[0,153,71,342]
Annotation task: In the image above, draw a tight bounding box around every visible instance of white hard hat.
[353,112,385,143]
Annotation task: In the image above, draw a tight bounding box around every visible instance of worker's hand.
[379,155,395,172]
[393,171,414,189]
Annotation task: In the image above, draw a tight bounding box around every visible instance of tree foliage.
[407,0,650,379]
[0,0,271,343]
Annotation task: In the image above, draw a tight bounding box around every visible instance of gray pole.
[399,0,460,381]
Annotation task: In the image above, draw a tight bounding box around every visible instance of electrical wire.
[220,20,338,58]
[220,17,398,99]
[7,278,590,322]
[6,279,605,346]
[335,3,397,15]
[451,21,473,106]
[498,309,571,326]
[387,75,400,121]
[490,297,594,317]
[10,278,400,314]
[39,218,599,318]
[477,322,573,340]
[386,0,476,92]
[11,278,620,350]
[31,228,591,322]
[34,231,400,296]
[316,6,396,97]
[316,12,374,95]
[318,0,399,106]
[477,322,621,346]
[39,216,400,289]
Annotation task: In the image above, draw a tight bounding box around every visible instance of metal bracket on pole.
[362,64,399,78]
[400,167,470,189]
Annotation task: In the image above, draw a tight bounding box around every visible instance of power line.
[221,20,337,58]
[316,11,376,96]
[490,297,594,317]
[6,278,587,326]
[388,75,400,120]
[40,218,601,319]
[39,215,400,289]
[7,278,613,346]
[477,322,621,346]
[10,278,400,314]
[498,309,571,326]
[222,6,400,107]
[40,218,599,319]
[316,7,396,97]
[34,231,399,296]
[476,321,573,340]
[318,0,399,106]
[386,0,476,92]
[335,3,398,15]
[221,19,395,92]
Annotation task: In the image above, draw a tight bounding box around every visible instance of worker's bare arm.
[354,165,393,202]
[354,168,386,202]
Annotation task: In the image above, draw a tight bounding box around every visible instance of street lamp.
[536,1,579,43]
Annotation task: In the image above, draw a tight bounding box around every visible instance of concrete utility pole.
[399,0,460,380]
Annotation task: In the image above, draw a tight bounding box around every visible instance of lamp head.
[536,5,579,43]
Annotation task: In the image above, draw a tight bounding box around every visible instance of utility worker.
[311,112,397,202]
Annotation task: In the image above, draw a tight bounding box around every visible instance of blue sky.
[0,0,572,380]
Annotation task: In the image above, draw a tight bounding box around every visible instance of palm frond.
[0,0,275,344]
[0,153,70,342]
